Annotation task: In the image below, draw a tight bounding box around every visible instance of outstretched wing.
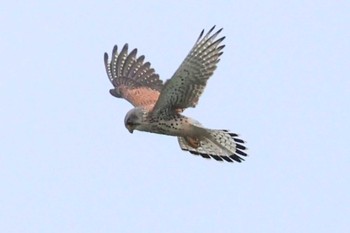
[152,26,225,115]
[104,44,164,108]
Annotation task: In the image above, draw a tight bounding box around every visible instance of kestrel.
[104,26,247,163]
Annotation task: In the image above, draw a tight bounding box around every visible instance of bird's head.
[124,107,148,133]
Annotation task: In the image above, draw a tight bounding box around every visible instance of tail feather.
[178,129,247,163]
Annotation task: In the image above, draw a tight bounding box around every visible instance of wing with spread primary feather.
[152,26,225,115]
[104,44,164,107]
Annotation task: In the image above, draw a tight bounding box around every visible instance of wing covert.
[152,26,225,115]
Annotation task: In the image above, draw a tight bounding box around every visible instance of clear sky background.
[1,1,349,233]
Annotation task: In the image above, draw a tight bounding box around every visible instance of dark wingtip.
[230,155,244,162]
[221,156,233,162]
[197,29,205,42]
[236,144,246,150]
[211,155,224,161]
[217,37,226,46]
[217,27,223,34]
[104,52,109,64]
[121,43,128,53]
[112,45,118,55]
[130,48,138,57]
[209,25,216,33]
[210,26,223,37]
[236,150,247,157]
[200,154,211,159]
[137,55,145,63]
[233,138,245,144]
[189,151,200,156]
[229,132,239,137]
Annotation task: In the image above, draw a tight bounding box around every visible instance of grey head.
[124,107,149,133]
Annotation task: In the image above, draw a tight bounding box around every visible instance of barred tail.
[178,129,247,163]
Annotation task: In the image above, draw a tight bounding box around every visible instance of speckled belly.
[149,115,193,137]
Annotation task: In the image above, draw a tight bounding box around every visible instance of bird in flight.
[104,26,247,163]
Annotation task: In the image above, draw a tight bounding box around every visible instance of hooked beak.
[126,125,134,134]
[126,125,134,133]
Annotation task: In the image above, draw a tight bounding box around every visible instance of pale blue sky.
[1,1,349,233]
